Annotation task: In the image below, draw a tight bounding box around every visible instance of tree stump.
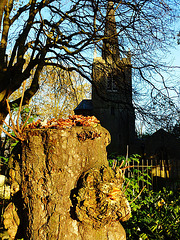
[19,125,130,239]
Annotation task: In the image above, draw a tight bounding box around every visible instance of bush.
[123,188,180,240]
[108,154,180,240]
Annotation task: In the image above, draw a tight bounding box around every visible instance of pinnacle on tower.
[102,1,120,63]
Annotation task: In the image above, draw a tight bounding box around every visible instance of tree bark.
[20,125,129,240]
[0,0,7,31]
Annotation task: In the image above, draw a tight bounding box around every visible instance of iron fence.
[126,158,180,192]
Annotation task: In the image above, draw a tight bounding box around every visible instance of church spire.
[102,1,120,63]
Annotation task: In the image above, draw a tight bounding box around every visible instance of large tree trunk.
[17,125,130,239]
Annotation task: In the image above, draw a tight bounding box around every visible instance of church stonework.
[92,1,135,154]
[75,1,135,154]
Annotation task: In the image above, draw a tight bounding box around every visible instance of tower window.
[107,74,118,91]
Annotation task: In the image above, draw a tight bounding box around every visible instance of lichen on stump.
[6,120,130,240]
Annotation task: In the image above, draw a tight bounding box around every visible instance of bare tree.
[0,0,179,130]
[0,0,8,29]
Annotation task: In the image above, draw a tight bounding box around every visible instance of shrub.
[108,154,180,240]
[123,188,180,240]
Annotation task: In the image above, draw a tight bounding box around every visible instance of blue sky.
[2,0,180,134]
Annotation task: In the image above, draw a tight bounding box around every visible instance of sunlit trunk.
[20,125,128,240]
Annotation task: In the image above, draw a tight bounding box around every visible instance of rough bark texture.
[3,202,20,239]
[20,125,128,240]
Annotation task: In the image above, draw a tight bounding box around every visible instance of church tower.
[92,1,135,154]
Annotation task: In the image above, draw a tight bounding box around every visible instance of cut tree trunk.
[20,125,129,240]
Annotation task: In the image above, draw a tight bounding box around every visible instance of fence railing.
[126,158,180,192]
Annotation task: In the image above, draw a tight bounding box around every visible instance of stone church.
[75,1,180,190]
[75,1,135,154]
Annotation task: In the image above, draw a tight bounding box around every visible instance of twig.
[5,100,23,140]
[17,81,26,133]
[123,145,129,175]
[125,145,129,166]
[0,81,29,142]
[119,159,125,168]
[21,108,32,130]
[121,165,134,171]
[122,180,130,195]
[0,126,18,141]
[6,100,18,133]
[2,120,16,133]
[112,159,117,170]
[130,185,146,205]
[2,120,22,140]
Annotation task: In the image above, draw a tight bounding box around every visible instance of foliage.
[11,104,36,128]
[108,154,180,240]
[0,156,9,167]
[108,154,151,208]
[10,65,91,119]
[123,188,180,240]
[0,104,36,160]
